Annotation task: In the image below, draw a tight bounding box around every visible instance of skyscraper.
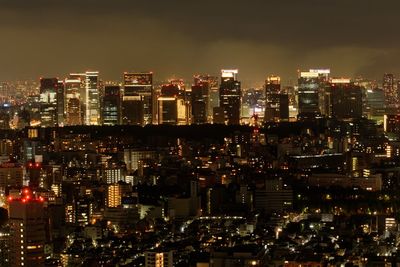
[102,86,121,125]
[68,73,87,123]
[192,75,214,124]
[157,82,187,125]
[64,77,83,125]
[264,75,289,122]
[328,78,363,119]
[123,72,153,125]
[56,80,65,126]
[383,73,396,106]
[85,71,100,125]
[218,69,241,125]
[191,82,208,124]
[8,190,45,267]
[297,69,330,119]
[39,78,58,127]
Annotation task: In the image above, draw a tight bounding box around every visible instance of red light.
[35,163,40,168]
[26,195,30,200]
[8,196,12,202]
[28,163,33,167]
[39,196,44,202]
[22,198,27,203]
[24,189,29,194]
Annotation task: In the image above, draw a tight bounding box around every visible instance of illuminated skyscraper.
[123,72,153,125]
[39,78,58,127]
[85,71,100,125]
[297,69,330,119]
[192,75,216,124]
[56,80,65,126]
[102,86,121,125]
[8,190,45,267]
[157,82,187,125]
[383,73,396,106]
[65,77,83,126]
[191,82,208,124]
[264,75,289,122]
[218,69,241,125]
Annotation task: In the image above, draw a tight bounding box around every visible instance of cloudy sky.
[0,0,398,86]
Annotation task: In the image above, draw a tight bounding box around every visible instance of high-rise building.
[85,71,100,125]
[167,79,191,124]
[365,88,385,121]
[208,80,219,123]
[194,75,218,122]
[102,86,121,125]
[264,75,289,122]
[106,182,131,208]
[123,72,153,125]
[56,80,65,126]
[8,190,45,267]
[157,82,187,125]
[297,69,330,119]
[191,77,209,124]
[218,69,241,125]
[327,79,363,119]
[65,77,83,126]
[383,73,396,106]
[68,73,87,123]
[39,78,58,127]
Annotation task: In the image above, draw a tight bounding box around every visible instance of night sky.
[0,0,398,86]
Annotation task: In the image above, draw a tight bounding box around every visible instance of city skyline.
[2,1,400,266]
[0,0,400,84]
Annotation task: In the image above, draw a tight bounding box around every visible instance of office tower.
[168,79,191,124]
[327,79,363,119]
[191,76,210,124]
[365,88,385,120]
[85,71,100,125]
[68,73,87,123]
[9,191,45,267]
[264,75,289,122]
[157,82,187,125]
[297,69,330,119]
[39,78,58,127]
[218,69,241,125]
[102,86,121,125]
[383,73,396,106]
[265,75,280,94]
[194,75,218,122]
[56,80,65,126]
[65,77,83,125]
[204,77,219,122]
[123,72,153,125]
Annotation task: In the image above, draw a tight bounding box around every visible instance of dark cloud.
[0,0,398,85]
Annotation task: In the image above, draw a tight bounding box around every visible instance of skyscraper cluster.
[33,68,387,130]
